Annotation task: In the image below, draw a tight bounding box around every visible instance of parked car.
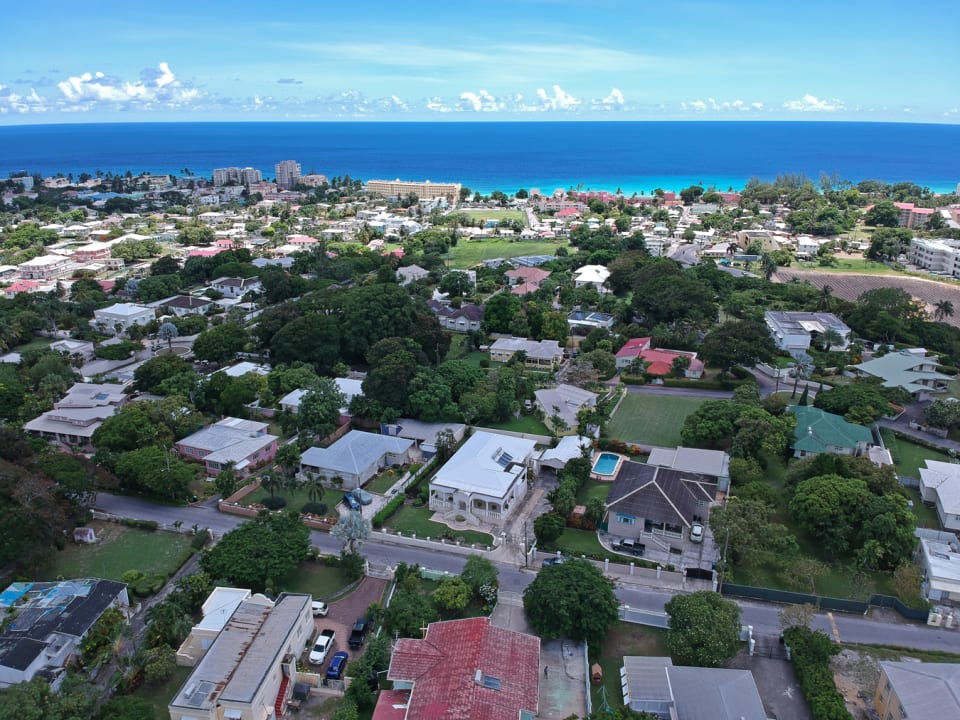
[326,651,349,680]
[309,629,335,665]
[353,488,373,505]
[690,522,704,543]
[311,600,329,617]
[615,539,646,556]
[342,493,361,511]
[542,555,565,567]
[348,617,369,649]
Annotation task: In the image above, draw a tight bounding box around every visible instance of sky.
[1,0,957,124]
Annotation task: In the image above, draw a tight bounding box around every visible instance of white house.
[918,531,960,606]
[572,264,611,293]
[299,430,414,490]
[279,378,363,414]
[0,579,129,689]
[93,303,154,335]
[489,337,564,367]
[23,381,130,448]
[919,460,960,532]
[534,384,598,435]
[764,311,851,352]
[429,431,536,525]
[210,276,263,299]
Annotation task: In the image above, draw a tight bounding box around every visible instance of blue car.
[342,493,361,511]
[326,651,349,680]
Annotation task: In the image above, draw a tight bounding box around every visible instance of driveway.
[305,575,388,671]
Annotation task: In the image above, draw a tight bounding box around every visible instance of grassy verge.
[592,623,669,711]
[39,521,193,583]
[607,394,708,446]
[384,504,494,547]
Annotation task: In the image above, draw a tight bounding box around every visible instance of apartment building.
[909,237,960,277]
[213,167,263,187]
[274,160,301,190]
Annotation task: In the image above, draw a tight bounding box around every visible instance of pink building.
[175,417,278,477]
[615,337,704,378]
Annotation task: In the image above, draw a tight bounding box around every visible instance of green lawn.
[365,465,418,495]
[12,336,53,353]
[242,485,333,512]
[39,523,194,583]
[279,559,355,599]
[444,238,568,269]
[577,478,613,506]
[133,664,192,720]
[455,209,528,224]
[879,428,952,478]
[904,487,942,530]
[592,624,669,711]
[484,415,551,436]
[384,503,494,547]
[553,528,606,557]
[607,394,709,447]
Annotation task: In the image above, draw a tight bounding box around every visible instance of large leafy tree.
[269,314,341,372]
[92,396,199,453]
[665,591,741,668]
[522,558,620,648]
[298,377,347,440]
[134,354,192,392]
[789,474,871,557]
[482,292,522,334]
[200,510,310,593]
[115,446,197,501]
[698,319,777,372]
[191,322,249,363]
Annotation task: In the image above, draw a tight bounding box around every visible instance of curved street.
[95,492,960,653]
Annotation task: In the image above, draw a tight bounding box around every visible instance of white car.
[311,600,328,617]
[690,522,705,543]
[309,629,335,665]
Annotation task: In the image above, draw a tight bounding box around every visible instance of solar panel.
[495,451,514,468]
[482,675,502,691]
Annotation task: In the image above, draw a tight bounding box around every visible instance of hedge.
[372,495,405,528]
[783,626,853,720]
[121,518,158,531]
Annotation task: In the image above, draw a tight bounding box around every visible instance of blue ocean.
[0,121,957,195]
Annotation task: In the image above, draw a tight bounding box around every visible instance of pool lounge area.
[591,451,625,479]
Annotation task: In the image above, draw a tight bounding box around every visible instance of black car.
[348,617,369,649]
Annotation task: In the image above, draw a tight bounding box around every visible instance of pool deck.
[590,451,626,481]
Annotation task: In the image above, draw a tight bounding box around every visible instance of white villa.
[93,303,154,335]
[429,431,536,525]
[919,459,960,532]
[299,430,413,490]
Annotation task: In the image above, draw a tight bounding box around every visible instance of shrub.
[121,518,158,531]
[190,528,210,550]
[301,501,329,516]
[261,495,287,510]
[783,626,852,720]
[372,495,405,528]
[95,341,138,360]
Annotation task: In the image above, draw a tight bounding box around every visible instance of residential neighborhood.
[2,167,960,720]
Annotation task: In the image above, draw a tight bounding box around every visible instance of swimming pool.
[592,452,622,476]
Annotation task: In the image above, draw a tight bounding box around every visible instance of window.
[617,514,635,525]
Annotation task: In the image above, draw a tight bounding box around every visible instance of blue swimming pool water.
[592,452,620,476]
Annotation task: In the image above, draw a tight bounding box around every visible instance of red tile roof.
[615,337,651,358]
[381,617,539,720]
[372,690,411,720]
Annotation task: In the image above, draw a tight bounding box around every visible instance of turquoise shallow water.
[0,120,957,194]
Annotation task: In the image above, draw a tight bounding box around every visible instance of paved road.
[94,493,960,653]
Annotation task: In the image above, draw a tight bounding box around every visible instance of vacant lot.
[608,393,708,447]
[40,521,194,583]
[775,267,960,328]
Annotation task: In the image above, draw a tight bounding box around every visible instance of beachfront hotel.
[365,178,462,202]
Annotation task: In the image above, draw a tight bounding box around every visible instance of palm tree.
[817,285,834,312]
[158,321,179,351]
[934,300,955,322]
[792,352,814,398]
[305,472,325,504]
[820,328,843,352]
[260,470,282,500]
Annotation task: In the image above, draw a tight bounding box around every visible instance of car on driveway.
[326,651,349,680]
[690,522,705,543]
[348,617,369,649]
[342,493,361,511]
[542,555,565,567]
[309,628,335,665]
[311,600,328,617]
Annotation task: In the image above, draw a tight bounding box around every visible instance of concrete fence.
[370,529,498,555]
[619,605,670,628]
[473,425,553,445]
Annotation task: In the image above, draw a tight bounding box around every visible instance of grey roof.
[162,294,213,310]
[300,430,413,477]
[852,351,953,394]
[431,430,536,498]
[534,384,597,427]
[670,666,767,720]
[538,435,591,469]
[170,594,310,714]
[0,579,127,673]
[606,461,717,528]
[391,418,466,444]
[489,336,563,361]
[764,311,851,342]
[647,446,730,478]
[880,661,960,720]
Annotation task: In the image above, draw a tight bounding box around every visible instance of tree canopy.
[665,591,741,667]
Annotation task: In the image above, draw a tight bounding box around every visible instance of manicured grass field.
[279,559,355,599]
[384,504,494,547]
[577,478,614,506]
[455,209,527,224]
[444,238,567,269]
[879,427,952,478]
[39,521,194,583]
[553,528,606,557]
[607,394,708,447]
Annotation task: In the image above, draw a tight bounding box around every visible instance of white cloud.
[55,62,203,110]
[783,94,844,112]
[535,85,581,111]
[0,84,48,114]
[458,90,502,112]
[592,87,624,110]
[681,97,764,113]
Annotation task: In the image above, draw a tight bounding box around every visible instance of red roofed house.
[505,267,551,295]
[4,279,41,299]
[373,616,540,720]
[615,337,704,378]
